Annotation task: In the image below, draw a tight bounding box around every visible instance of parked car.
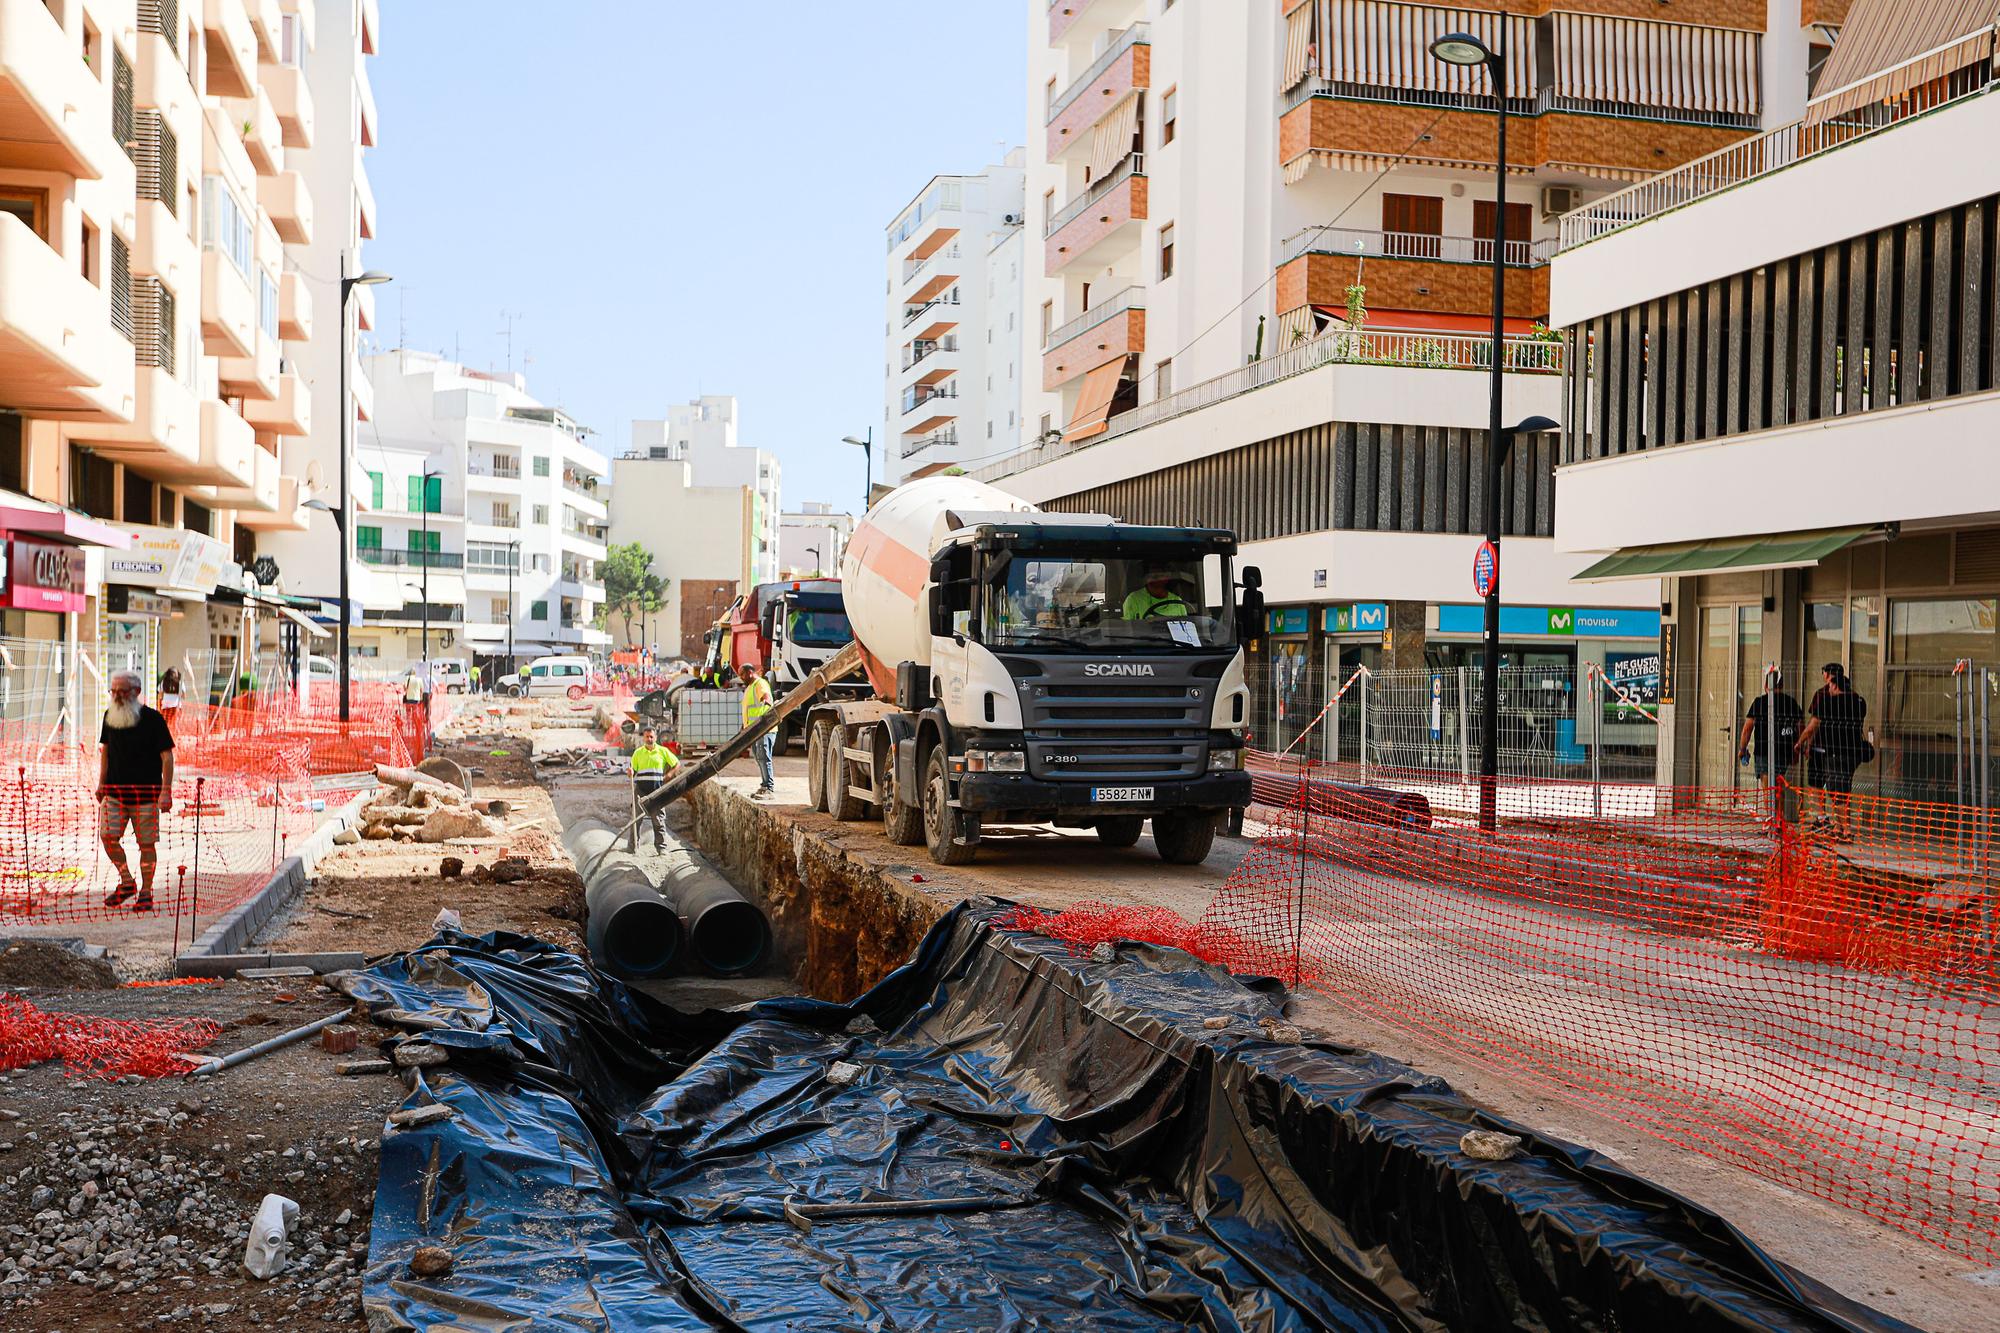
[430,658,471,694]
[498,654,592,699]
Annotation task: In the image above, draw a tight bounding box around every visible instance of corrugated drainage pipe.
[562,818,686,978]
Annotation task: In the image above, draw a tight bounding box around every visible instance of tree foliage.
[601,541,667,645]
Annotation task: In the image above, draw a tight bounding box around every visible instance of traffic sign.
[1472,540,1500,599]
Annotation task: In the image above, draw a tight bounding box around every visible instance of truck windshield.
[786,608,853,647]
[980,551,1234,651]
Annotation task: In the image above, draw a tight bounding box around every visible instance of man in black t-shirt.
[1737,672,1803,780]
[98,668,175,911]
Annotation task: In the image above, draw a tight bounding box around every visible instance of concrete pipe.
[563,818,686,979]
[653,836,773,977]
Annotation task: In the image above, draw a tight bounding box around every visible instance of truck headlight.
[965,749,1026,773]
[1207,748,1244,772]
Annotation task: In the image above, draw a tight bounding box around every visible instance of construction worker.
[630,726,679,852]
[741,662,776,799]
[1122,567,1195,620]
[470,662,483,694]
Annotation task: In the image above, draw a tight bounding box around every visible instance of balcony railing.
[1048,22,1148,123]
[1043,285,1143,351]
[1558,40,1998,251]
[901,430,958,459]
[467,457,521,479]
[1279,227,1557,269]
[357,548,465,570]
[903,245,961,287]
[902,294,961,328]
[1046,153,1143,237]
[484,514,522,529]
[975,326,1563,482]
[900,384,959,415]
[903,336,959,371]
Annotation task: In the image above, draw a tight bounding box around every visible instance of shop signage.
[1602,650,1663,722]
[1266,607,1310,636]
[105,524,229,594]
[2,539,87,613]
[1436,605,1662,638]
[1323,603,1388,634]
[1658,625,1678,705]
[105,586,173,617]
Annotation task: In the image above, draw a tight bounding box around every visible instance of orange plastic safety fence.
[0,994,220,1080]
[1007,751,2000,1261]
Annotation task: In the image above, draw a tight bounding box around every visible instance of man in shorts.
[98,668,175,911]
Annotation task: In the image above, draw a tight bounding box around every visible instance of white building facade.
[881,153,1027,483]
[630,395,781,586]
[779,503,853,579]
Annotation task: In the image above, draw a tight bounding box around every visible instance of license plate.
[1092,786,1154,802]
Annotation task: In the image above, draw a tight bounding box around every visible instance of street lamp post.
[806,545,821,577]
[841,432,872,514]
[419,465,440,701]
[1428,33,1558,833]
[332,265,392,721]
[506,538,519,679]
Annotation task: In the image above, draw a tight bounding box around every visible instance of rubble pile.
[355,766,495,845]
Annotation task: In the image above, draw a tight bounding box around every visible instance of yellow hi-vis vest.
[742,677,773,726]
[630,743,678,779]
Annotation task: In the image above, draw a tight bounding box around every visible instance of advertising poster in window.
[1603,650,1662,723]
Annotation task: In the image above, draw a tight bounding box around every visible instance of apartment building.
[991,0,1830,756]
[881,153,1028,483]
[362,349,611,670]
[0,0,370,724]
[1550,0,2000,804]
[610,400,783,660]
[779,502,854,579]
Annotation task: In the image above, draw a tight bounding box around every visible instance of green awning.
[1573,527,1875,583]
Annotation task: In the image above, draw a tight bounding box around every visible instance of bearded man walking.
[98,668,175,911]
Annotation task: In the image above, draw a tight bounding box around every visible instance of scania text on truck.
[808,476,1252,866]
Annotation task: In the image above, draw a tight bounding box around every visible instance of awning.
[0,503,132,548]
[1283,1,1314,90]
[1572,526,1875,583]
[1808,0,1999,121]
[1063,357,1128,443]
[278,606,331,639]
[1551,12,1761,117]
[1323,2,1538,101]
[1088,94,1140,181]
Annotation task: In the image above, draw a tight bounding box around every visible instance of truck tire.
[1152,811,1216,866]
[922,747,977,866]
[825,727,866,821]
[1094,817,1144,848]
[805,719,832,813]
[879,740,924,846]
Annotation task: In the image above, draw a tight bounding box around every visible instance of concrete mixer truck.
[805,475,1252,867]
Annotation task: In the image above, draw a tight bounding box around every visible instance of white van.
[430,658,471,694]
[500,654,592,699]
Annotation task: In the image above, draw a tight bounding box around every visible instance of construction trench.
[3,700,1987,1330]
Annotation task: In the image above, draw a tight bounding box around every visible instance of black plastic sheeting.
[333,902,1913,1332]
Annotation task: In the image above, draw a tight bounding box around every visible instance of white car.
[499,654,593,699]
[430,659,471,694]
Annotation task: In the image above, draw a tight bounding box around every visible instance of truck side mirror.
[1240,565,1263,590]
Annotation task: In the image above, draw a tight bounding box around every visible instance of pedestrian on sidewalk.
[98,668,174,912]
[741,662,776,799]
[1795,662,1869,841]
[157,667,184,731]
[630,726,679,851]
[1739,669,1803,820]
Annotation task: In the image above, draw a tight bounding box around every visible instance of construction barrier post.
[1357,670,1369,785]
[188,776,204,952]
[1764,665,1780,830]
[1457,666,1470,782]
[172,865,185,952]
[16,765,29,915]
[270,778,281,866]
[1292,754,1310,989]
[1982,668,1993,958]
[1589,667,1604,820]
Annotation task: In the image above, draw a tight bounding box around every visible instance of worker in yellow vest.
[741,662,777,799]
[630,726,680,851]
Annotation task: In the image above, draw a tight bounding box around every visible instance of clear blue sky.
[365,1,1025,510]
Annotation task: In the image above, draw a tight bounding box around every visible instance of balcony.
[1044,155,1146,274]
[203,0,258,99]
[901,335,958,376]
[259,60,313,149]
[75,366,200,476]
[1042,286,1144,391]
[218,329,279,401]
[1046,23,1149,158]
[234,86,282,174]
[357,548,467,571]
[467,456,522,480]
[353,279,375,332]
[900,383,958,416]
[902,245,960,289]
[356,55,378,146]
[900,429,958,459]
[901,295,961,331]
[0,212,134,420]
[201,249,256,357]
[0,0,119,179]
[360,0,379,55]
[1275,230,1553,330]
[132,200,191,288]
[257,168,313,244]
[1048,0,1141,48]
[278,267,311,339]
[206,439,279,512]
[247,0,281,59]
[235,474,310,531]
[355,154,376,239]
[241,367,310,435]
[196,398,258,488]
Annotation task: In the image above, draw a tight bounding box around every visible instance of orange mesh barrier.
[0,994,220,1080]
[1009,750,2000,1261]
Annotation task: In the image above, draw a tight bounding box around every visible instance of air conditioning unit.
[1541,185,1579,218]
[1002,212,1023,225]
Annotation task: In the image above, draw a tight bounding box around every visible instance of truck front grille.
[1022,679,1209,781]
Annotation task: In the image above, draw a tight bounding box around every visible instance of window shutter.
[112,47,135,160]
[110,235,133,343]
[369,472,384,508]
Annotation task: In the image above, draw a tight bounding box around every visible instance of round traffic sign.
[1472,540,1500,599]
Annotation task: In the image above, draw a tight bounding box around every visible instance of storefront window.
[1889,597,1998,666]
[1882,597,1996,802]
[1806,601,1844,665]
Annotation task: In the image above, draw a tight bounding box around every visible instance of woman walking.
[1794,662,1868,841]
[157,667,184,731]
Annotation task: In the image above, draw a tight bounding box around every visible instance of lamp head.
[303,498,333,512]
[841,435,869,448]
[1429,32,1493,67]
[352,270,393,286]
[1511,414,1560,435]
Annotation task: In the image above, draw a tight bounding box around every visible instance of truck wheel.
[922,748,976,866]
[806,720,832,813]
[880,740,924,846]
[1094,817,1144,848]
[825,727,865,821]
[566,684,586,701]
[1153,811,1216,866]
